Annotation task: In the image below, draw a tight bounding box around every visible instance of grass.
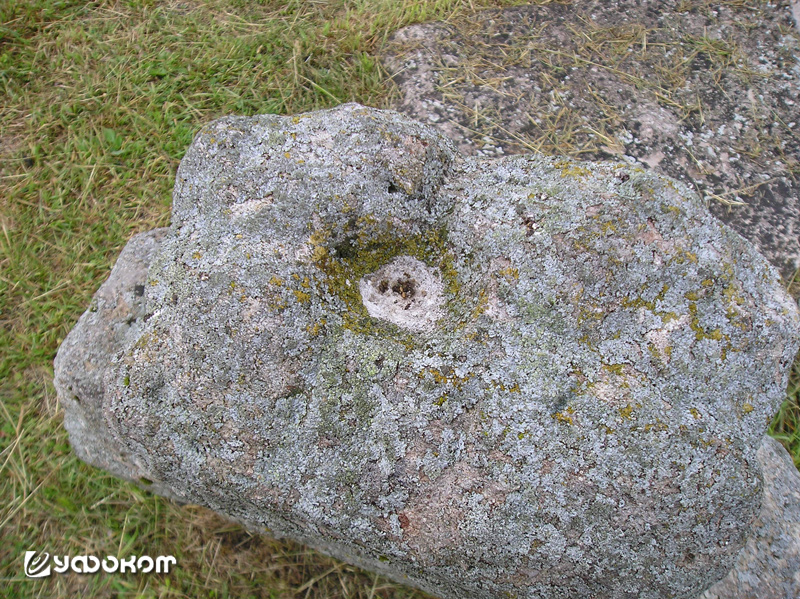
[1,0,798,597]
[770,271,800,467]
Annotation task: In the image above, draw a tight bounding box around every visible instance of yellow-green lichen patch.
[420,367,474,390]
[684,290,703,301]
[618,404,636,421]
[472,289,489,319]
[673,249,698,264]
[267,295,288,312]
[577,302,606,326]
[620,284,676,323]
[643,420,669,433]
[491,379,521,394]
[497,266,519,281]
[292,289,311,304]
[599,221,618,235]
[721,279,751,331]
[305,319,327,337]
[553,405,576,426]
[687,301,730,343]
[133,331,156,351]
[661,204,683,216]
[577,333,598,351]
[602,363,625,376]
[554,159,592,178]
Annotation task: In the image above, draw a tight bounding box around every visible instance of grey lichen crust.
[55,104,800,599]
[701,436,800,599]
[53,228,188,504]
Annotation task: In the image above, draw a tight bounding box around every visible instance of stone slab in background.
[381,0,800,283]
[54,104,800,599]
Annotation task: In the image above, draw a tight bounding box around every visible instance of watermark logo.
[23,551,176,578]
[24,552,51,578]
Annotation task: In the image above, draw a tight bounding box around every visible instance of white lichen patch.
[359,256,444,332]
[229,194,274,217]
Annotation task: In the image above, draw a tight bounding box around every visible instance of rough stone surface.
[702,436,800,599]
[54,104,800,599]
[53,227,186,503]
[380,0,800,282]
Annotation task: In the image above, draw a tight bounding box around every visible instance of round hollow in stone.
[359,256,444,332]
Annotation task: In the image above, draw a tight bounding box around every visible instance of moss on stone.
[311,222,458,341]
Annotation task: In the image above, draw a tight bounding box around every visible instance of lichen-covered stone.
[54,104,800,599]
[701,436,800,599]
[53,227,187,503]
